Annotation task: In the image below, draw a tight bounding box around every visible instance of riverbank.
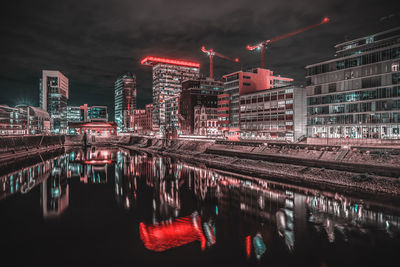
[121,136,400,199]
[0,135,64,165]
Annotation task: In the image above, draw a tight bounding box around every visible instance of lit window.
[392,62,399,72]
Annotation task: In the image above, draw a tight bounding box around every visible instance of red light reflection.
[246,235,251,258]
[139,212,206,252]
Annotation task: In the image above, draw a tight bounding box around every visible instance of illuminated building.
[114,73,136,132]
[89,106,108,122]
[67,104,108,123]
[194,106,219,136]
[67,121,117,136]
[219,68,293,139]
[141,56,200,132]
[133,103,153,134]
[179,77,223,134]
[0,104,50,135]
[39,70,69,133]
[239,86,306,142]
[67,106,82,122]
[306,27,400,140]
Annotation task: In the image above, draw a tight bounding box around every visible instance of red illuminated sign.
[141,56,200,68]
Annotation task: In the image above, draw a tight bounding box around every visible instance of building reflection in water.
[41,156,69,219]
[1,148,400,261]
[0,147,117,219]
[115,151,400,258]
[68,147,117,184]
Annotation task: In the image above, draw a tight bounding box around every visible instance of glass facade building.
[305,27,400,139]
[39,70,69,133]
[114,73,136,132]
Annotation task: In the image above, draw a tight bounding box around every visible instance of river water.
[1,147,399,266]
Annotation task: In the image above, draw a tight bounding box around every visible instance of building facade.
[0,105,50,135]
[68,104,108,123]
[141,57,200,132]
[179,77,223,135]
[239,86,306,142]
[39,70,69,133]
[194,106,219,136]
[114,73,136,132]
[68,122,117,136]
[305,27,400,139]
[89,106,108,122]
[134,104,153,134]
[219,68,293,138]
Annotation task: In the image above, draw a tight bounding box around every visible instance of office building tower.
[39,70,69,133]
[114,73,136,132]
[141,57,200,132]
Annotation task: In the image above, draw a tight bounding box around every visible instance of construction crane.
[201,46,239,79]
[247,17,330,68]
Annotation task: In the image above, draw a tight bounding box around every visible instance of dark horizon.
[0,0,399,119]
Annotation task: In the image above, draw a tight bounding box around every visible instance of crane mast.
[201,46,239,79]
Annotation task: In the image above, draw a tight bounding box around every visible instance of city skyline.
[1,0,399,118]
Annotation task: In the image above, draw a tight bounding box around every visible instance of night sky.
[0,0,399,118]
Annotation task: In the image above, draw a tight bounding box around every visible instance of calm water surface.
[1,147,400,267]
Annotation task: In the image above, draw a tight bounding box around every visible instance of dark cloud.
[0,0,399,118]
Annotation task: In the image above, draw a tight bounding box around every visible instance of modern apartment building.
[114,73,136,132]
[39,70,69,133]
[239,86,306,142]
[179,77,223,134]
[305,27,400,139]
[141,57,200,132]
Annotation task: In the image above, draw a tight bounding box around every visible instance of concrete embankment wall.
[0,135,65,164]
[0,135,64,154]
[125,136,400,178]
[65,135,130,146]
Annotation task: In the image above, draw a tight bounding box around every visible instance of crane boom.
[201,46,239,79]
[247,17,330,68]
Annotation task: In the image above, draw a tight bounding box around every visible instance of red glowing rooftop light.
[141,56,200,68]
[322,17,330,23]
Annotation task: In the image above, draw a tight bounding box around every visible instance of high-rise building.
[179,77,223,134]
[219,68,293,138]
[141,57,200,132]
[305,27,400,140]
[114,73,136,132]
[39,70,69,133]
